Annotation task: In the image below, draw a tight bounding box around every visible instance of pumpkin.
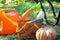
[36,28,57,40]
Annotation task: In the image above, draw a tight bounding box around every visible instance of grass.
[0,34,18,40]
[0,1,60,40]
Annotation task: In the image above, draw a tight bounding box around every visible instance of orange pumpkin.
[36,28,57,40]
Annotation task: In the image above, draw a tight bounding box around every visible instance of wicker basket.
[16,20,42,39]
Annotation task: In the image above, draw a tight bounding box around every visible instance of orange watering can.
[0,8,35,34]
[0,8,19,34]
[0,3,41,34]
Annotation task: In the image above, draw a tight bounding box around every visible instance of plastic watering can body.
[0,9,19,34]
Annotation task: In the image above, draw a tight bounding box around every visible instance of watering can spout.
[21,2,41,20]
[21,8,33,20]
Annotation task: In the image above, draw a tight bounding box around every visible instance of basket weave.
[17,20,42,39]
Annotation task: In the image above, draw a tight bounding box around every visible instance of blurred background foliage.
[0,0,38,19]
[0,0,60,19]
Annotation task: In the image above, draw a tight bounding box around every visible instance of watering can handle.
[2,8,18,14]
[0,8,18,26]
[2,8,15,11]
[2,8,19,18]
